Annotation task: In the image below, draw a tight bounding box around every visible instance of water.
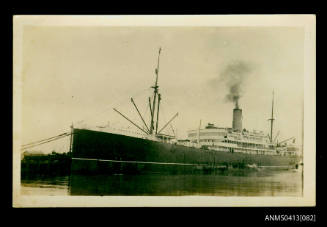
[21,168,303,196]
[21,176,70,196]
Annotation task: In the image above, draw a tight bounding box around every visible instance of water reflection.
[21,169,302,197]
[21,176,69,196]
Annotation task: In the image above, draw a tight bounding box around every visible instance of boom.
[158,112,179,134]
[131,98,150,133]
[113,108,149,134]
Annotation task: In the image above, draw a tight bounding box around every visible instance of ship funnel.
[232,106,242,132]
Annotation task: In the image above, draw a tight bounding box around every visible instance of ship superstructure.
[186,124,297,156]
[186,96,298,156]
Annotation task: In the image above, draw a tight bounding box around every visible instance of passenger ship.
[70,48,301,174]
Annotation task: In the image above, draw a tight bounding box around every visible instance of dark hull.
[71,128,300,174]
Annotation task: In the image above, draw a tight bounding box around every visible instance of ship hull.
[71,129,300,174]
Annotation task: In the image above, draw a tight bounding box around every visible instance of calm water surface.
[21,168,303,196]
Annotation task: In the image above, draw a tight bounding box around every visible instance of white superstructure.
[184,123,298,156]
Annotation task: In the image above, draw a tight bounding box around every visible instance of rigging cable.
[22,133,69,147]
[21,133,71,150]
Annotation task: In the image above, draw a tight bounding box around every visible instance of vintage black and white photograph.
[13,15,315,207]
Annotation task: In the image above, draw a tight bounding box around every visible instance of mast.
[155,93,161,134]
[268,90,275,143]
[69,123,74,154]
[113,48,173,136]
[150,47,161,135]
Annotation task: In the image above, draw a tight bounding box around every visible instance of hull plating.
[71,128,300,174]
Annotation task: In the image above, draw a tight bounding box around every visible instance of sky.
[20,25,304,153]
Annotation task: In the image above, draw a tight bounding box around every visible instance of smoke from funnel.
[220,61,252,108]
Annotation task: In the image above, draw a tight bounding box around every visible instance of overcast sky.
[20,26,304,153]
